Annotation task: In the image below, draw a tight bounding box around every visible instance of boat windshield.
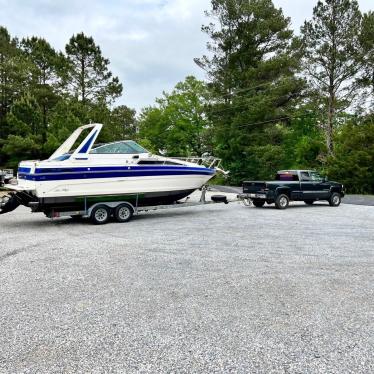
[91,141,148,154]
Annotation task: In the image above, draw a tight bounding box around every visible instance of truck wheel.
[114,203,133,223]
[329,192,341,207]
[91,205,111,224]
[275,194,289,209]
[252,199,265,207]
[304,200,315,205]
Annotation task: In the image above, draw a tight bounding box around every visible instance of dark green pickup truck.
[240,170,345,209]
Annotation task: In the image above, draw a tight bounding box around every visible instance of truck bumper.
[238,193,270,200]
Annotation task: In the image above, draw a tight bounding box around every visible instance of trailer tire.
[252,199,265,207]
[91,205,111,225]
[114,203,133,223]
[275,194,289,210]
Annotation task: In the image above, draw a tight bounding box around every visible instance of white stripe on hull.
[14,174,214,198]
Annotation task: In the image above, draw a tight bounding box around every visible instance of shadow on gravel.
[251,203,330,209]
[0,206,222,228]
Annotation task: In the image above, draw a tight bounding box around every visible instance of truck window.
[276,173,299,181]
[300,172,311,181]
[310,171,323,181]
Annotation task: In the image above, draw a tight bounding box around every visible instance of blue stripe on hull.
[32,165,213,174]
[18,167,31,173]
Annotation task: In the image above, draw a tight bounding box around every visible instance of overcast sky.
[0,0,372,111]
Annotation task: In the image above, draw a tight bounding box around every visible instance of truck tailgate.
[243,181,267,193]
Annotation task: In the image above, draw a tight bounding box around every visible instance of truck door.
[309,171,330,199]
[300,171,329,199]
[300,171,318,200]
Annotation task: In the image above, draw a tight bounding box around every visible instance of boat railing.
[172,157,222,169]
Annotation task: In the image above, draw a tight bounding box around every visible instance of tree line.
[0,30,136,166]
[139,0,374,193]
[0,0,373,193]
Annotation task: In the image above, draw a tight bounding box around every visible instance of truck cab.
[241,170,345,209]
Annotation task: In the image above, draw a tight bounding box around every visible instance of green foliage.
[300,0,363,153]
[358,11,374,100]
[138,76,211,156]
[283,113,326,169]
[196,0,305,184]
[105,105,136,142]
[65,32,122,104]
[2,135,42,166]
[326,117,374,194]
[21,36,68,141]
[0,1,373,194]
[0,26,133,165]
[0,26,33,137]
[6,94,43,136]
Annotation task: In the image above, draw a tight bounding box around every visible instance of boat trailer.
[0,187,236,224]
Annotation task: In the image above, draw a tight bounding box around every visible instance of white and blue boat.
[0,123,223,215]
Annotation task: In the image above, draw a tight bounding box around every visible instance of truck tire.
[252,199,265,207]
[114,203,133,223]
[304,200,315,205]
[329,192,341,207]
[275,194,289,210]
[91,205,111,224]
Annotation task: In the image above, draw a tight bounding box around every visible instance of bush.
[326,120,374,194]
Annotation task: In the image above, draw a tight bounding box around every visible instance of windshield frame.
[90,140,148,155]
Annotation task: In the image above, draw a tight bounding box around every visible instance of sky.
[0,0,372,111]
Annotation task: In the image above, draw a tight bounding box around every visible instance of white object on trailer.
[0,169,14,185]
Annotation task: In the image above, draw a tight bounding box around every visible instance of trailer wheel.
[275,194,289,209]
[252,199,265,207]
[91,205,111,224]
[114,203,133,223]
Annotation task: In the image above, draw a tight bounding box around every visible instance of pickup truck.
[241,170,345,209]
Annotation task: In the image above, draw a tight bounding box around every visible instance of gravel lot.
[0,192,373,373]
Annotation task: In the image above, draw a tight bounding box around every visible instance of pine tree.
[300,0,363,154]
[0,27,31,138]
[108,105,137,142]
[196,0,304,182]
[65,32,122,104]
[358,11,374,107]
[21,37,68,141]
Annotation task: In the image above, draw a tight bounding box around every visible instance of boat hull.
[5,167,216,212]
[13,172,214,198]
[29,188,196,213]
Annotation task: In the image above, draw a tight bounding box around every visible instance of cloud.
[0,0,372,112]
[0,0,211,111]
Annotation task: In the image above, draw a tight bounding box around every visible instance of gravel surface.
[343,195,374,206]
[0,192,373,373]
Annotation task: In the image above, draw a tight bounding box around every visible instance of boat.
[0,123,224,216]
